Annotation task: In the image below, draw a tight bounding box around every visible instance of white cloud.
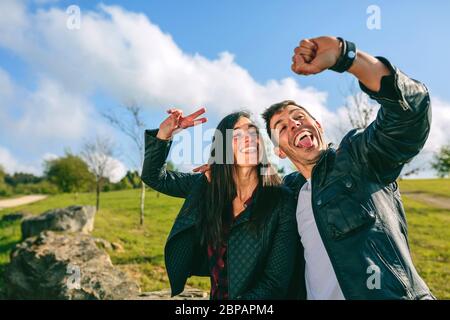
[0,146,40,175]
[0,73,100,157]
[42,152,58,161]
[16,78,93,141]
[108,157,127,183]
[424,97,450,152]
[405,97,450,178]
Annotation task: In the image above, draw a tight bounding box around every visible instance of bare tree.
[343,81,377,130]
[81,136,117,211]
[102,104,147,225]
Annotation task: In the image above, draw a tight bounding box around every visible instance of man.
[262,36,434,299]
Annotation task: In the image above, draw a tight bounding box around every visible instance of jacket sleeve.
[141,129,201,198]
[345,57,432,184]
[238,190,300,300]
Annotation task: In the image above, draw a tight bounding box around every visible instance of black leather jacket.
[283,57,434,299]
[142,130,305,299]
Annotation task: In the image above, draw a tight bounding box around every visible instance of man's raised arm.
[292,36,431,183]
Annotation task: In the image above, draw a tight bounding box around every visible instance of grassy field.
[0,179,449,299]
[399,178,450,198]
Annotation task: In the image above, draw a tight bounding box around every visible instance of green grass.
[399,178,450,198]
[0,180,449,299]
[401,196,450,299]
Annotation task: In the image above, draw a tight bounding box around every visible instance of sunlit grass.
[399,178,450,198]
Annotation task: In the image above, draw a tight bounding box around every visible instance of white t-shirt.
[296,179,345,300]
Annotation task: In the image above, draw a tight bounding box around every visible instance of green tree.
[44,153,95,193]
[126,170,141,189]
[0,165,5,182]
[432,144,450,178]
[0,165,11,196]
[4,172,43,187]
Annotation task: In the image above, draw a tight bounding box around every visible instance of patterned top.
[207,195,254,300]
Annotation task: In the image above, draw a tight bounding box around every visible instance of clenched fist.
[291,36,342,75]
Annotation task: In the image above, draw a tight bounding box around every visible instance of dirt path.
[0,195,48,210]
[402,192,450,210]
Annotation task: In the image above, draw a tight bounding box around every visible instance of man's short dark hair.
[261,100,315,138]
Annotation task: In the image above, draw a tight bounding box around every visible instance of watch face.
[348,51,356,58]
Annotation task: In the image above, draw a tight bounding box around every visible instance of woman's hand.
[156,107,207,140]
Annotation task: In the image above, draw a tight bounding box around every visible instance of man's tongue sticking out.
[299,135,314,148]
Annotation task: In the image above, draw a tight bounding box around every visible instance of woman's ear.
[274,146,287,159]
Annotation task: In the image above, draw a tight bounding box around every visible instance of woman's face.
[232,117,260,167]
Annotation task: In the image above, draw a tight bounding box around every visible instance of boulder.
[4,231,140,300]
[21,205,95,240]
[1,211,31,222]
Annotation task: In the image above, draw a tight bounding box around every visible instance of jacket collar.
[286,146,336,197]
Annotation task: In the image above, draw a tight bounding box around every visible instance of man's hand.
[193,164,211,182]
[291,35,391,91]
[156,107,207,140]
[291,36,341,75]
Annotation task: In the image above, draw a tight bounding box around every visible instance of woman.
[141,107,304,300]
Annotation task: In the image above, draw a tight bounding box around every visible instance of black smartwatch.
[329,37,357,73]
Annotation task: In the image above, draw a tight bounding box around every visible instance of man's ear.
[274,146,287,159]
[315,120,324,134]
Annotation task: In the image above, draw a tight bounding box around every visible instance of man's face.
[269,105,326,165]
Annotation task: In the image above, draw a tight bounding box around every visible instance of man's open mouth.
[294,130,315,149]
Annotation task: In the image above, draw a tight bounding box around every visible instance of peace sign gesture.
[156,107,207,140]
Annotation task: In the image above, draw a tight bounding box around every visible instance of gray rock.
[4,231,141,300]
[1,212,31,222]
[94,237,113,251]
[93,238,125,253]
[21,205,95,240]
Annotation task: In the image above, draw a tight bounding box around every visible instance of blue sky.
[1,0,449,177]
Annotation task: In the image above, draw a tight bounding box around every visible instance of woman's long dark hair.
[199,111,282,249]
